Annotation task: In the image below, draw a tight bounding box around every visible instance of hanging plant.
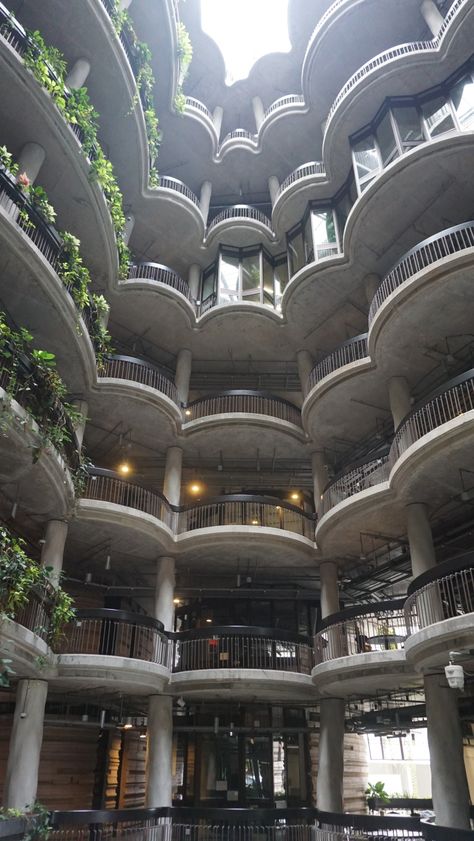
[174,21,192,113]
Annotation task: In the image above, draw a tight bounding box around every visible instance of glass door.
[244,735,273,804]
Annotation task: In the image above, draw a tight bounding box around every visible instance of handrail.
[183,390,302,426]
[0,167,63,269]
[220,128,258,146]
[159,175,200,207]
[170,624,311,645]
[172,631,313,674]
[369,221,474,324]
[314,600,409,663]
[321,452,389,514]
[185,96,213,121]
[317,810,422,833]
[13,584,55,643]
[58,608,170,664]
[84,470,176,527]
[127,262,192,300]
[277,161,326,199]
[407,552,474,594]
[318,598,406,630]
[405,563,474,632]
[102,354,179,404]
[207,205,273,234]
[307,333,368,392]
[264,94,305,118]
[49,806,319,826]
[74,608,164,633]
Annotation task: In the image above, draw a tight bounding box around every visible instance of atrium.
[0,0,474,837]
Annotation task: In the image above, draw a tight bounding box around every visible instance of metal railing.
[307,334,368,392]
[171,626,313,674]
[314,599,408,664]
[277,162,326,199]
[185,96,213,121]
[102,355,179,403]
[58,608,170,666]
[325,0,466,130]
[183,390,302,427]
[321,454,389,514]
[369,222,474,324]
[178,495,315,538]
[390,370,474,467]
[207,205,273,234]
[405,558,474,632]
[220,128,258,147]
[159,176,200,207]
[83,470,175,530]
[317,811,422,841]
[264,94,305,119]
[13,585,54,643]
[0,168,62,271]
[128,262,192,300]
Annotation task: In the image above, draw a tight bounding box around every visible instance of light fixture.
[105,554,111,571]
[123,717,133,730]
[173,598,181,605]
[290,491,300,501]
[251,518,259,525]
[139,733,147,740]
[205,618,212,623]
[185,409,192,417]
[190,481,202,494]
[118,460,131,475]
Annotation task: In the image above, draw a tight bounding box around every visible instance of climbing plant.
[174,21,192,113]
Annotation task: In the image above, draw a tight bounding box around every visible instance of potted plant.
[366,781,390,813]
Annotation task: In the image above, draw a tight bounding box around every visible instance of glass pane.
[262,253,274,299]
[393,105,424,149]
[244,736,272,801]
[376,112,399,167]
[274,260,288,308]
[422,96,455,137]
[273,737,286,800]
[219,251,239,302]
[242,251,261,291]
[451,77,474,130]
[303,214,314,263]
[312,210,338,260]
[199,734,240,801]
[286,736,302,800]
[352,135,379,190]
[288,228,305,276]
[201,265,217,301]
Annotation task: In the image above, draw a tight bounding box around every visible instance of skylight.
[201,0,291,86]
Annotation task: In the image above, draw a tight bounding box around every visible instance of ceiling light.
[185,409,192,417]
[251,519,259,525]
[123,717,133,730]
[118,461,131,475]
[290,491,300,501]
[190,482,202,494]
[173,598,181,605]
[205,618,212,623]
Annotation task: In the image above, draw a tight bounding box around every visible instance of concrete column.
[4,679,48,810]
[406,502,436,577]
[388,376,411,429]
[252,95,265,130]
[297,349,314,398]
[212,106,224,139]
[316,697,345,812]
[154,557,175,631]
[188,264,201,300]
[364,273,380,306]
[146,695,173,806]
[312,451,327,515]
[199,181,212,226]
[72,399,88,450]
[319,562,340,619]
[41,519,68,580]
[124,213,135,245]
[424,673,471,828]
[421,0,445,36]
[17,142,45,184]
[163,446,183,506]
[66,58,91,89]
[268,175,280,206]
[175,349,192,404]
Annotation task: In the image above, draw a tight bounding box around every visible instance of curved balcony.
[158,175,200,208]
[1,585,54,677]
[56,608,170,693]
[178,495,315,539]
[276,161,326,201]
[404,558,474,669]
[183,390,302,428]
[127,262,193,302]
[185,96,214,122]
[206,205,274,241]
[307,334,368,393]
[321,453,389,516]
[171,625,314,700]
[82,468,175,526]
[264,94,306,120]
[369,221,474,328]
[101,355,178,404]
[312,599,411,696]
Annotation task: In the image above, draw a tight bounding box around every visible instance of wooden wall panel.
[309,730,368,813]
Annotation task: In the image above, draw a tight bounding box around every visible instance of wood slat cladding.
[309,731,368,812]
[104,730,147,809]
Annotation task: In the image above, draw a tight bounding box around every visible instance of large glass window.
[451,75,474,130]
[422,96,456,138]
[219,249,240,303]
[352,134,380,193]
[202,246,288,309]
[311,209,339,260]
[392,105,425,151]
[376,112,399,167]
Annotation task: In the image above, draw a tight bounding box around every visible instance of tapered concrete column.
[199,181,212,226]
[406,503,436,577]
[312,451,327,515]
[41,519,68,580]
[146,695,173,806]
[316,697,345,812]
[124,213,135,245]
[4,679,48,810]
[319,562,339,619]
[17,142,45,184]
[388,376,411,429]
[154,557,175,631]
[188,264,201,300]
[212,106,224,139]
[252,95,265,131]
[66,58,91,89]
[72,399,88,450]
[421,0,444,36]
[297,349,314,397]
[268,175,280,206]
[163,446,183,506]
[364,273,380,306]
[175,349,192,404]
[424,673,471,828]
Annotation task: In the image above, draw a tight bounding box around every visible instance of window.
[376,112,399,167]
[392,106,425,151]
[451,76,474,130]
[203,246,288,308]
[422,96,456,137]
[352,134,380,193]
[311,209,339,260]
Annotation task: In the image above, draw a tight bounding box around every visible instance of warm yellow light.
[185,409,192,417]
[205,618,212,623]
[118,461,131,475]
[290,491,300,501]
[190,482,202,494]
[123,723,133,730]
[173,598,181,605]
[251,518,259,525]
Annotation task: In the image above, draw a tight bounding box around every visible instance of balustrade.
[102,355,179,403]
[183,391,302,427]
[58,609,170,667]
[314,600,409,664]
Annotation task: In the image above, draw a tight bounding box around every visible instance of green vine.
[174,21,192,113]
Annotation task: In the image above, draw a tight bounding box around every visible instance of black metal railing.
[178,495,315,539]
[58,608,170,666]
[183,391,302,427]
[83,469,175,529]
[13,584,55,643]
[307,334,368,393]
[314,599,409,664]
[405,556,474,632]
[171,626,313,674]
[0,167,63,270]
[102,355,179,404]
[321,452,389,514]
[127,262,192,301]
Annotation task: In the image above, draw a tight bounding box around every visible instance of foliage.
[366,781,390,805]
[30,185,56,224]
[89,150,130,277]
[174,21,192,112]
[0,658,14,687]
[0,144,19,177]
[0,801,51,840]
[59,232,90,311]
